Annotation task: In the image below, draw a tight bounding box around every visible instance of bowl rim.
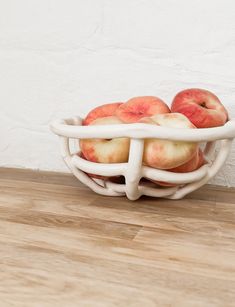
[50,116,235,142]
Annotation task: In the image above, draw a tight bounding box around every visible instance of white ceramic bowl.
[50,116,235,200]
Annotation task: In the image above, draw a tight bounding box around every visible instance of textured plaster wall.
[0,0,235,186]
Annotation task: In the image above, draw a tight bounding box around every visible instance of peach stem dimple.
[200,102,207,108]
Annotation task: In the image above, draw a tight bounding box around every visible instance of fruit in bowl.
[80,96,171,181]
[152,148,205,187]
[171,88,228,128]
[80,96,171,164]
[80,116,130,163]
[79,89,228,186]
[115,96,170,123]
[83,102,123,125]
[139,113,198,169]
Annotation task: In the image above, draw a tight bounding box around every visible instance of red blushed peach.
[153,148,205,187]
[115,96,170,123]
[83,102,123,125]
[170,147,205,172]
[140,113,198,169]
[80,116,130,163]
[171,88,228,128]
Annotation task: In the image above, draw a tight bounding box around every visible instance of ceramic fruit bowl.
[50,116,235,200]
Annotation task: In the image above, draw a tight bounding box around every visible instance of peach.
[115,96,170,123]
[83,102,123,125]
[170,148,204,172]
[80,116,130,163]
[140,113,198,169]
[154,148,205,186]
[171,88,228,128]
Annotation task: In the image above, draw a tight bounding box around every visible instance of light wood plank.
[0,167,235,306]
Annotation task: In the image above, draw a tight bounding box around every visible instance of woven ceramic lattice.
[50,116,235,200]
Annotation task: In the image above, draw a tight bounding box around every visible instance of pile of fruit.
[80,88,228,186]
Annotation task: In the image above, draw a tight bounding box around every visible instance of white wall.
[1,0,235,186]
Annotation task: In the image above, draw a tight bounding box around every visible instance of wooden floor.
[1,168,235,307]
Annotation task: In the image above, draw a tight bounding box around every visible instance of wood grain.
[0,167,235,306]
